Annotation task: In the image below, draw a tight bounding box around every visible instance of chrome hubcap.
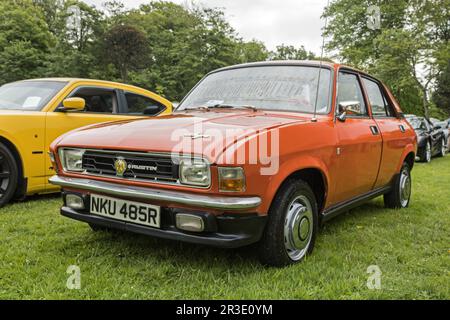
[0,153,11,198]
[284,195,313,261]
[399,168,411,207]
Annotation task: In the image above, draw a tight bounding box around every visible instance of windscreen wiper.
[207,104,258,112]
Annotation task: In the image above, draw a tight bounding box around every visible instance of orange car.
[49,61,417,266]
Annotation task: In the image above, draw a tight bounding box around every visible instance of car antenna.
[312,0,330,123]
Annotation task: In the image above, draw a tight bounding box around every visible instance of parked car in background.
[430,117,449,152]
[49,61,416,266]
[0,78,172,206]
[405,115,446,162]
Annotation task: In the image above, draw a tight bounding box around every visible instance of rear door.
[361,77,412,187]
[333,71,383,203]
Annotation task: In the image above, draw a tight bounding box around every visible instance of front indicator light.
[218,167,246,192]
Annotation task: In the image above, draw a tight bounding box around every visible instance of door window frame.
[360,76,396,118]
[335,69,371,120]
[55,85,121,114]
[118,91,167,116]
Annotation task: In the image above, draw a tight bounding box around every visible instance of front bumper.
[49,175,261,210]
[61,206,267,248]
[50,175,266,248]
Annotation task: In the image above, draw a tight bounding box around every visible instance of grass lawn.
[0,157,449,300]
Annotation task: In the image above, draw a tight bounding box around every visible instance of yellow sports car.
[0,78,172,206]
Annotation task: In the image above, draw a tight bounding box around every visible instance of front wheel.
[384,162,411,209]
[258,179,318,267]
[0,143,19,207]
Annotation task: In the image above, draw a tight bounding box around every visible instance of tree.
[0,0,55,84]
[236,40,269,63]
[433,59,450,115]
[270,44,315,61]
[104,25,148,82]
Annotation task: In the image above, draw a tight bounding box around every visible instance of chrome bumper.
[49,175,261,210]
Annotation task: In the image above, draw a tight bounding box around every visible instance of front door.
[333,71,383,204]
[44,86,125,186]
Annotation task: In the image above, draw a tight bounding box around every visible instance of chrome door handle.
[370,126,379,135]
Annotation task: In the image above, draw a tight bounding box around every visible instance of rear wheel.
[258,179,318,267]
[384,162,411,209]
[0,143,19,207]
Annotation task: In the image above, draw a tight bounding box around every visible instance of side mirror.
[143,105,161,116]
[61,97,85,112]
[337,101,361,122]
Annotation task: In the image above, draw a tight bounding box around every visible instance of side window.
[124,92,165,115]
[70,87,117,113]
[362,78,394,117]
[337,72,367,117]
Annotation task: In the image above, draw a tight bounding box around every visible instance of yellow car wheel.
[0,143,19,207]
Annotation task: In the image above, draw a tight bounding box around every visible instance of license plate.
[90,194,160,228]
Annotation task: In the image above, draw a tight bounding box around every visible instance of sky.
[83,0,329,54]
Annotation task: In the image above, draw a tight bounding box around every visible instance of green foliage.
[104,25,148,82]
[0,0,55,84]
[270,44,315,61]
[433,59,450,115]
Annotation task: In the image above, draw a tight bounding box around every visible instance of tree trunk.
[422,87,429,118]
[120,65,128,83]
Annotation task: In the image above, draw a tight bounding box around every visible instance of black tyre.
[258,179,318,267]
[437,138,446,157]
[418,141,432,163]
[384,162,411,209]
[0,143,19,207]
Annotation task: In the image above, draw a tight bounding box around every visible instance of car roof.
[209,60,364,74]
[13,78,153,93]
[21,78,126,86]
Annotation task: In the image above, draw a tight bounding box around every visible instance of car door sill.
[321,185,392,222]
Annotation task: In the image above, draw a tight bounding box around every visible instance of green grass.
[0,157,449,300]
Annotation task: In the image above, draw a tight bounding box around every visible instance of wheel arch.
[265,163,329,216]
[397,144,416,171]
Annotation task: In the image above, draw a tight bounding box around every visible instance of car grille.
[82,150,179,183]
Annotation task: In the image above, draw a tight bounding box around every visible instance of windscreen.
[178,65,332,113]
[0,81,67,111]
